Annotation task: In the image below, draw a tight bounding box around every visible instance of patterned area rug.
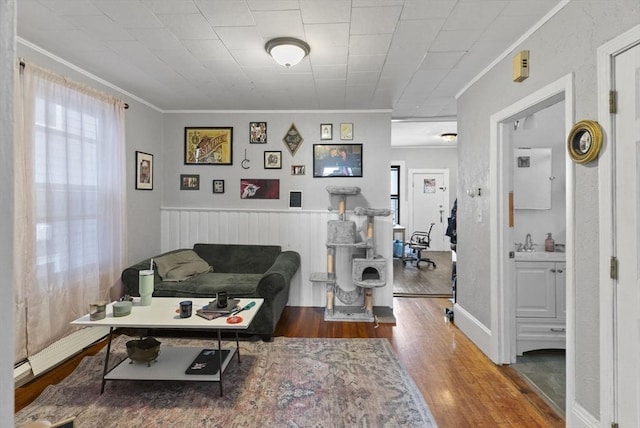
[16,336,437,427]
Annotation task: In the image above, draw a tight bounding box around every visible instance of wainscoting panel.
[161,208,394,308]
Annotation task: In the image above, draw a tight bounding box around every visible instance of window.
[390,165,400,224]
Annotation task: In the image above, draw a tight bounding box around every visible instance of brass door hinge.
[609,90,617,114]
[610,256,618,280]
[611,423,619,428]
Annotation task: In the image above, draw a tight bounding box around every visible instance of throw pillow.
[154,250,212,281]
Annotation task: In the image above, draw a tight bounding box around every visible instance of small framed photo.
[340,123,353,140]
[320,123,333,140]
[291,165,306,175]
[135,151,153,190]
[289,190,303,209]
[250,122,267,144]
[180,174,200,190]
[212,179,225,193]
[264,151,282,169]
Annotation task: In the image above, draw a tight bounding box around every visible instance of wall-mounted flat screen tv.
[313,144,363,178]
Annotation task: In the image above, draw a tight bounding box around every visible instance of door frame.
[597,23,640,428]
[407,168,450,247]
[490,72,574,373]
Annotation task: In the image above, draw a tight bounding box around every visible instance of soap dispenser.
[545,233,555,252]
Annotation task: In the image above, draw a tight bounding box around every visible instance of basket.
[126,337,161,366]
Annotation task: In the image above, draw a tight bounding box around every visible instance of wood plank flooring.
[393,251,454,296]
[15,298,564,427]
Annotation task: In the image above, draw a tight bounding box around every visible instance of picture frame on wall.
[212,179,225,193]
[135,151,153,190]
[312,143,363,177]
[250,122,267,144]
[320,123,332,140]
[184,127,233,165]
[291,165,305,175]
[340,123,353,140]
[180,174,200,190]
[264,150,282,169]
[289,190,303,209]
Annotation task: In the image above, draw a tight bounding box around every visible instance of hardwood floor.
[15,298,564,427]
[393,251,454,296]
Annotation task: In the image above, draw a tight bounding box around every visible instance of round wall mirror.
[567,120,603,164]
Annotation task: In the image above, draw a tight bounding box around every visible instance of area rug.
[16,336,437,427]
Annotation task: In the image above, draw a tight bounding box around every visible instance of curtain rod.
[18,57,129,109]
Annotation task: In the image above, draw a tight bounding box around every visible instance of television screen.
[313,144,363,178]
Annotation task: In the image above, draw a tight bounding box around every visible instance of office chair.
[406,222,437,269]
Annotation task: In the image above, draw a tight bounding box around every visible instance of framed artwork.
[250,122,267,144]
[240,179,280,199]
[282,123,303,156]
[180,174,200,190]
[320,123,333,140]
[289,191,303,209]
[340,123,353,140]
[291,165,306,175]
[213,179,225,193]
[184,127,233,165]
[264,151,282,169]
[135,151,153,190]
[313,144,363,178]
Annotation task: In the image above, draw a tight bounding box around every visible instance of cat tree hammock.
[309,186,391,322]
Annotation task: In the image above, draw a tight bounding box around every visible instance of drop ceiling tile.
[348,55,386,72]
[347,71,380,85]
[430,29,482,51]
[299,0,351,24]
[502,0,561,16]
[40,0,103,15]
[231,49,276,67]
[18,1,76,30]
[350,6,402,35]
[309,45,348,66]
[247,0,300,11]
[353,0,404,6]
[92,1,163,28]
[349,34,393,56]
[400,0,457,20]
[183,39,233,60]
[444,1,507,31]
[420,51,465,70]
[129,28,183,50]
[253,10,305,39]
[141,0,200,14]
[214,26,264,50]
[195,0,255,26]
[313,64,347,79]
[64,15,134,40]
[304,23,350,48]
[156,14,218,40]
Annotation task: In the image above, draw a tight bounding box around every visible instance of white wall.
[160,111,394,309]
[456,0,639,419]
[1,1,16,425]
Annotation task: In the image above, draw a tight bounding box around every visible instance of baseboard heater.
[14,327,110,382]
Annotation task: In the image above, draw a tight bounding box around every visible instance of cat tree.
[309,186,390,322]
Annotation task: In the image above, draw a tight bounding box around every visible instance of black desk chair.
[406,222,437,269]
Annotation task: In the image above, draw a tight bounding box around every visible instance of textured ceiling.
[17,0,562,145]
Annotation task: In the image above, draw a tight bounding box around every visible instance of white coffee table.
[71,297,263,396]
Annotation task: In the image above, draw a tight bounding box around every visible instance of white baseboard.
[452,302,497,363]
[568,400,599,427]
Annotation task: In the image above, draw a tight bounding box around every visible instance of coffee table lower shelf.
[105,346,236,383]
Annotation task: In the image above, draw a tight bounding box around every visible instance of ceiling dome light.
[441,133,458,142]
[265,37,310,68]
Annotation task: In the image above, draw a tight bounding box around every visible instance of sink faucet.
[523,233,534,251]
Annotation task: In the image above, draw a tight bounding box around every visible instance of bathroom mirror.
[513,147,552,210]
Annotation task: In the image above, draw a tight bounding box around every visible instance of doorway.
[490,75,574,416]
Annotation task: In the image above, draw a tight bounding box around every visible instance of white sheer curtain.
[14,62,127,362]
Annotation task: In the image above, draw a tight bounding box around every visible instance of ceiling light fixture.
[441,133,458,142]
[265,37,310,68]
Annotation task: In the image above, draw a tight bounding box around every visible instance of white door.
[410,169,449,251]
[614,41,640,426]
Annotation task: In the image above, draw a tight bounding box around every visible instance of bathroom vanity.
[514,252,566,355]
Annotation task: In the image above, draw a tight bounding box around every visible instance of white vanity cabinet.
[515,259,566,355]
